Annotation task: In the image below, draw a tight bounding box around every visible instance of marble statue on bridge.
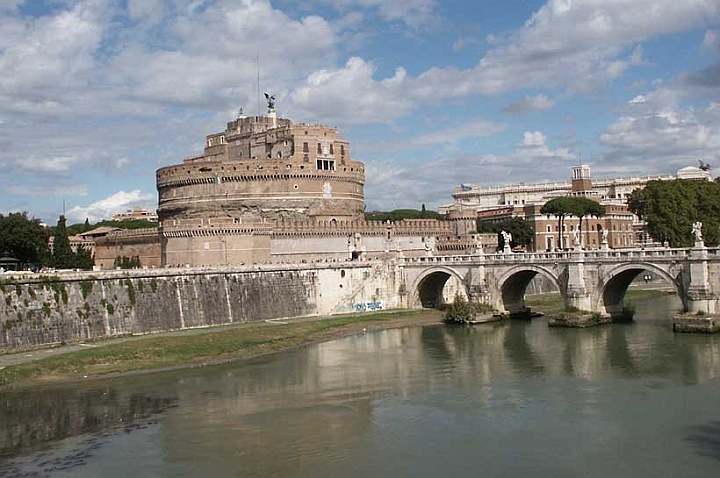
[692,221,703,243]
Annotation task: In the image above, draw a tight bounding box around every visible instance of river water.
[2,294,720,477]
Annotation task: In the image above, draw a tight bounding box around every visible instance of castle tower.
[571,164,592,193]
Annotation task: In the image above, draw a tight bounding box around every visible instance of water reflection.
[1,295,720,477]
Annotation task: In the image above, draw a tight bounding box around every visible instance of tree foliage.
[628,179,720,247]
[443,293,496,324]
[540,197,605,249]
[0,212,49,266]
[60,218,158,236]
[365,208,443,221]
[52,215,74,269]
[565,197,606,245]
[477,217,534,249]
[540,197,576,249]
[114,256,141,269]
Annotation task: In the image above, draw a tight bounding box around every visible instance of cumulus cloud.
[599,101,720,175]
[364,131,576,210]
[291,57,413,124]
[289,0,719,122]
[66,190,156,223]
[503,94,556,114]
[6,184,88,198]
[702,29,720,55]
[313,0,438,28]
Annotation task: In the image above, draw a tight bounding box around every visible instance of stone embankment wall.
[0,262,401,352]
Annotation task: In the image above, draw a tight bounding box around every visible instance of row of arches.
[414,264,683,318]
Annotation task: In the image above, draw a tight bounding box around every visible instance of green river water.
[1,294,720,477]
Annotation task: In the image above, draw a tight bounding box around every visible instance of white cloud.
[313,0,438,28]
[364,131,576,210]
[702,29,720,55]
[599,101,720,174]
[0,1,112,114]
[66,190,156,223]
[503,94,556,114]
[6,184,88,198]
[0,0,22,11]
[290,57,413,124]
[523,131,547,147]
[289,0,719,123]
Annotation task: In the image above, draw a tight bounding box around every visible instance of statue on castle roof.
[264,92,276,112]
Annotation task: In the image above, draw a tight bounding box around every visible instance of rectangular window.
[317,143,322,154]
[316,159,335,170]
[303,142,309,152]
[330,144,334,155]
[340,145,345,156]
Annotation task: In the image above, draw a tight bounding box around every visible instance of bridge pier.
[685,245,716,314]
[566,252,593,313]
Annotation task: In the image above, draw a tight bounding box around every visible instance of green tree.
[540,197,577,250]
[477,217,534,249]
[52,215,74,269]
[629,179,720,247]
[365,208,443,221]
[0,212,50,266]
[566,197,606,248]
[73,244,94,270]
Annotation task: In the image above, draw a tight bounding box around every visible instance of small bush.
[80,280,93,299]
[443,294,494,324]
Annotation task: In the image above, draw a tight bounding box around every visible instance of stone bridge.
[400,245,720,318]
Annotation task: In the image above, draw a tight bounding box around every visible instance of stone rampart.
[0,262,401,352]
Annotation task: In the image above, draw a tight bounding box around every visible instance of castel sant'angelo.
[95,99,480,269]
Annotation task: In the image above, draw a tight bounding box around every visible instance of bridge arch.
[495,265,564,314]
[597,262,684,318]
[409,266,467,309]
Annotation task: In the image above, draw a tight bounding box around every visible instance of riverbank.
[0,310,443,389]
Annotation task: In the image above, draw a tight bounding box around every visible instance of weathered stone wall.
[0,263,401,352]
[94,228,162,270]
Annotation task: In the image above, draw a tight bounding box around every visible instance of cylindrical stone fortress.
[157,114,365,223]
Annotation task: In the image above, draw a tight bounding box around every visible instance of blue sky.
[1,0,719,223]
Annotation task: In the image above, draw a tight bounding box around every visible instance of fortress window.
[316,159,335,171]
[303,154,309,162]
[317,143,322,154]
[303,142,309,152]
[329,144,334,155]
[341,145,345,156]
[277,152,282,158]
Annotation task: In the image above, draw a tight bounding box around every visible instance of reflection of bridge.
[400,245,720,317]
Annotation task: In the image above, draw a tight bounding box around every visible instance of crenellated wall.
[0,262,403,352]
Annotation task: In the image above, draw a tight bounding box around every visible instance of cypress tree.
[53,215,73,268]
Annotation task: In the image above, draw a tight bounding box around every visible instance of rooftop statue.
[264,92,276,112]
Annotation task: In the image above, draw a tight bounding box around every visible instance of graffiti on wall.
[353,301,383,312]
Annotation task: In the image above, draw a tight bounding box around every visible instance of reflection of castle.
[95,110,481,269]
